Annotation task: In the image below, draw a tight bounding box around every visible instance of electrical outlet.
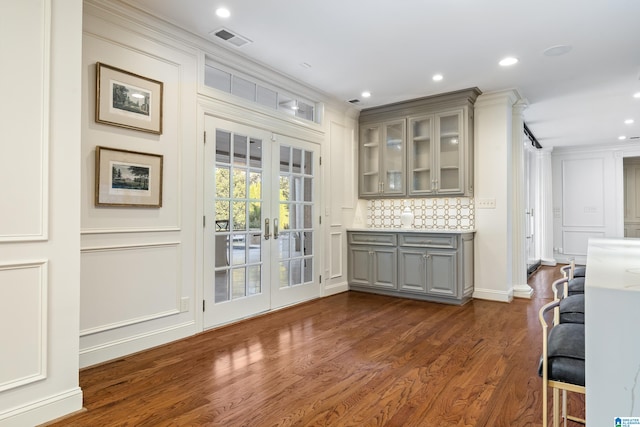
[476,198,496,209]
[180,297,189,312]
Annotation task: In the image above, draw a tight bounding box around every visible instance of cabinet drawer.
[348,232,397,246]
[399,234,456,248]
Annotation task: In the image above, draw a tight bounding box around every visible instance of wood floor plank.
[42,265,585,426]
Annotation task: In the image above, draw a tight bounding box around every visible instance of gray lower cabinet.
[348,232,397,290]
[348,231,474,305]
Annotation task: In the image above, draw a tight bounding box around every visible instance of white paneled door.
[204,116,320,328]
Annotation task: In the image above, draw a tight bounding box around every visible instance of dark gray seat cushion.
[573,265,586,278]
[539,323,585,386]
[559,294,585,324]
[567,277,585,296]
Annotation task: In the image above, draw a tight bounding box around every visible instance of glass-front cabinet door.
[359,120,406,197]
[408,115,434,195]
[359,124,380,196]
[435,110,464,194]
[382,119,406,195]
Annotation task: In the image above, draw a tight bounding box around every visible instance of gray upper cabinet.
[359,119,406,197]
[359,88,481,199]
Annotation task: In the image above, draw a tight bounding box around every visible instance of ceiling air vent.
[348,99,360,104]
[210,28,252,48]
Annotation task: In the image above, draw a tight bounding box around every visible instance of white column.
[512,101,533,298]
[538,148,556,265]
[473,90,520,302]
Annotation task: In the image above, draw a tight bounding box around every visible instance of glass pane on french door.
[214,131,263,302]
[204,117,271,328]
[271,139,320,309]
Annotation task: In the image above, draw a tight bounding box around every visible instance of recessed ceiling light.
[625,119,635,125]
[543,45,572,57]
[216,7,230,18]
[499,57,519,67]
[361,91,371,98]
[634,92,640,99]
[619,135,627,140]
[432,74,443,82]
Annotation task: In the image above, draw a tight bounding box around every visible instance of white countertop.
[585,237,640,291]
[585,237,640,425]
[347,227,476,234]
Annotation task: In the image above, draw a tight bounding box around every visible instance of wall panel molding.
[81,226,181,235]
[330,232,343,279]
[0,0,50,242]
[80,242,182,336]
[0,261,48,392]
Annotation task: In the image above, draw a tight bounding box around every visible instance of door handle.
[273,218,279,239]
[264,218,270,240]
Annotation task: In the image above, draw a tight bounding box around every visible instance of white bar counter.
[586,238,640,425]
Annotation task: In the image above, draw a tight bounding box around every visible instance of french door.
[203,116,320,328]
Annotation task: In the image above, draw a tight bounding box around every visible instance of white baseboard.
[79,321,196,368]
[541,258,557,266]
[472,287,513,303]
[323,281,349,297]
[0,387,83,427]
[513,284,534,299]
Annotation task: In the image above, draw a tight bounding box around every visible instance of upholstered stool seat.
[573,266,586,278]
[567,277,584,296]
[559,294,585,324]
[539,323,586,386]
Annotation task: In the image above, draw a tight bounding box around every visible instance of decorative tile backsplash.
[367,198,475,230]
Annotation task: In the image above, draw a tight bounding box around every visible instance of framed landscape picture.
[95,146,163,207]
[95,62,163,134]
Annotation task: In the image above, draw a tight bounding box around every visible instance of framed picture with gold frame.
[95,62,163,134]
[95,146,163,207]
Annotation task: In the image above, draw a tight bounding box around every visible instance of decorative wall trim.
[81,241,181,252]
[367,197,474,230]
[0,0,50,242]
[80,309,180,337]
[79,321,195,368]
[81,226,181,235]
[330,232,343,279]
[80,242,181,336]
[0,261,48,392]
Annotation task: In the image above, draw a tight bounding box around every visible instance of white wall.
[552,143,640,263]
[325,113,359,295]
[79,0,357,368]
[552,146,620,264]
[80,2,200,367]
[0,0,84,425]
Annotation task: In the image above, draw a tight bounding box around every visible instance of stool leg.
[543,380,548,427]
[553,387,560,427]
[562,390,567,427]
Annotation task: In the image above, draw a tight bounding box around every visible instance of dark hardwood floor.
[43,265,584,426]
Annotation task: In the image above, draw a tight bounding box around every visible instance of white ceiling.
[123,0,640,149]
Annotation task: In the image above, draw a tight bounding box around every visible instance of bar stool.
[551,277,585,325]
[539,300,586,427]
[560,260,586,280]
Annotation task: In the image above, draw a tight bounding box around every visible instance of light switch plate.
[476,198,496,209]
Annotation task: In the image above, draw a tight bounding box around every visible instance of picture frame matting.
[95,146,163,208]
